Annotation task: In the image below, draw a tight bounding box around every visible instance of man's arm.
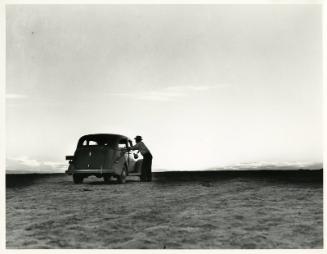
[127,143,139,151]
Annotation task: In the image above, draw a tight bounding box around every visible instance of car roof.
[79,133,130,141]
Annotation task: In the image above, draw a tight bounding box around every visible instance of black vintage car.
[65,134,143,184]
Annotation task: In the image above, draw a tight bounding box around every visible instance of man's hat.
[134,135,143,141]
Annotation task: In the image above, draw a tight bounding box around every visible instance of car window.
[128,140,133,147]
[89,140,98,146]
[118,144,126,149]
[118,139,127,149]
[78,136,125,148]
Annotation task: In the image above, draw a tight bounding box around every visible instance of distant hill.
[6,157,323,174]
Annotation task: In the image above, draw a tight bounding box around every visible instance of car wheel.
[73,174,83,184]
[117,165,127,184]
[103,175,111,183]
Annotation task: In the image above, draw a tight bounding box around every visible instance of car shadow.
[78,170,323,186]
[86,179,141,185]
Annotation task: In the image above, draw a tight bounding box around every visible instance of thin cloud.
[6,156,66,173]
[109,84,225,102]
[6,93,28,99]
[111,91,185,101]
[166,85,225,92]
[14,156,41,167]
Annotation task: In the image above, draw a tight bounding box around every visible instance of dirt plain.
[6,170,323,249]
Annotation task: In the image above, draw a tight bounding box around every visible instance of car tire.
[73,174,83,184]
[103,175,111,183]
[117,165,127,184]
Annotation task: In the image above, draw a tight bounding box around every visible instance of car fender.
[66,164,74,175]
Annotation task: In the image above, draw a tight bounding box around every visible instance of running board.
[128,172,141,176]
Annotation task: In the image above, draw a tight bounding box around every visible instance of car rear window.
[78,136,121,148]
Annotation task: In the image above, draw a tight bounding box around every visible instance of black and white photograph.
[4,2,324,250]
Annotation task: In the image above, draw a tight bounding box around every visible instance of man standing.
[128,136,152,182]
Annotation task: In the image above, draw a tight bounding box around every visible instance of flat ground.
[6,171,323,249]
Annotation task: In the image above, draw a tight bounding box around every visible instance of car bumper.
[65,168,118,175]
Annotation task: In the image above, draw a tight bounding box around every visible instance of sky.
[6,4,322,172]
